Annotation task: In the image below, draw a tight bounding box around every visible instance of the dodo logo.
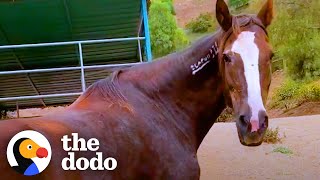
[6,130,52,176]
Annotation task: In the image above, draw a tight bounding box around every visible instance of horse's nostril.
[264,116,269,128]
[262,122,267,129]
[259,115,269,129]
[239,115,246,125]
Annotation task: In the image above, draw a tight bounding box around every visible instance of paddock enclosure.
[3,0,318,180]
[0,0,152,111]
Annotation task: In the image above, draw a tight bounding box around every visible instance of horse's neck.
[123,33,226,149]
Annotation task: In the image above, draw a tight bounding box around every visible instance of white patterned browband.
[191,42,218,75]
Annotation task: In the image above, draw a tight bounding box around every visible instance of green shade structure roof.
[0,0,152,110]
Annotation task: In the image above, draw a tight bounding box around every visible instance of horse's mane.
[75,35,219,105]
[71,71,127,106]
[230,14,267,36]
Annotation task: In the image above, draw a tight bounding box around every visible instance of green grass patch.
[272,146,293,155]
[270,79,320,109]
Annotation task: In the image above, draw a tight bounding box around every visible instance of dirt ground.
[174,0,216,27]
[268,102,320,118]
[198,115,320,180]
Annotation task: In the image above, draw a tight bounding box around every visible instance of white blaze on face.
[231,31,266,126]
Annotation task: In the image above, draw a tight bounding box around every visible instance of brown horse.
[0,0,274,179]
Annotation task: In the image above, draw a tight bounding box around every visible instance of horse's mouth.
[239,139,263,146]
[237,128,265,146]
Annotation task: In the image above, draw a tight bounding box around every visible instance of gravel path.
[198,115,320,180]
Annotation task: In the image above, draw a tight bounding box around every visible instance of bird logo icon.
[7,130,52,176]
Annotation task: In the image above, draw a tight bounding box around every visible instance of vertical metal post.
[141,0,152,62]
[137,18,143,62]
[16,101,20,118]
[137,39,143,62]
[78,43,86,92]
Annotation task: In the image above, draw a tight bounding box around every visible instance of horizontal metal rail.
[0,62,146,75]
[0,62,147,102]
[0,93,82,102]
[0,37,145,49]
[0,2,153,109]
[0,37,149,104]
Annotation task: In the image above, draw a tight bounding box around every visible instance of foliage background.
[229,0,250,9]
[149,0,320,81]
[149,0,189,58]
[149,0,320,109]
[186,13,216,33]
[245,0,320,80]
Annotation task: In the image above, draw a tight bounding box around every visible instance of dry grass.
[217,108,234,122]
[263,127,283,144]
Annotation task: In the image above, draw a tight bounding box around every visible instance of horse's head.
[216,0,274,146]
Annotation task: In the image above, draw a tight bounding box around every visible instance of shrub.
[149,0,189,57]
[270,79,320,109]
[159,0,176,15]
[186,13,215,33]
[275,79,300,101]
[174,28,190,51]
[296,81,320,102]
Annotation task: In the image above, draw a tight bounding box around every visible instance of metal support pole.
[141,0,152,62]
[137,39,143,62]
[78,43,86,92]
[16,101,20,118]
[137,18,143,62]
[0,92,83,102]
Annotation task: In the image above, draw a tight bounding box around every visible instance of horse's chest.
[134,134,199,179]
[134,148,199,179]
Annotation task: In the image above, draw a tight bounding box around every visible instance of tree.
[269,0,320,80]
[149,0,189,58]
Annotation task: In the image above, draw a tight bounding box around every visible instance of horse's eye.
[223,54,232,63]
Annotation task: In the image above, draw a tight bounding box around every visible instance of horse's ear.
[216,0,232,31]
[257,0,273,27]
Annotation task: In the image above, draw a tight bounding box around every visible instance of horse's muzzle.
[236,112,268,146]
[239,131,264,146]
